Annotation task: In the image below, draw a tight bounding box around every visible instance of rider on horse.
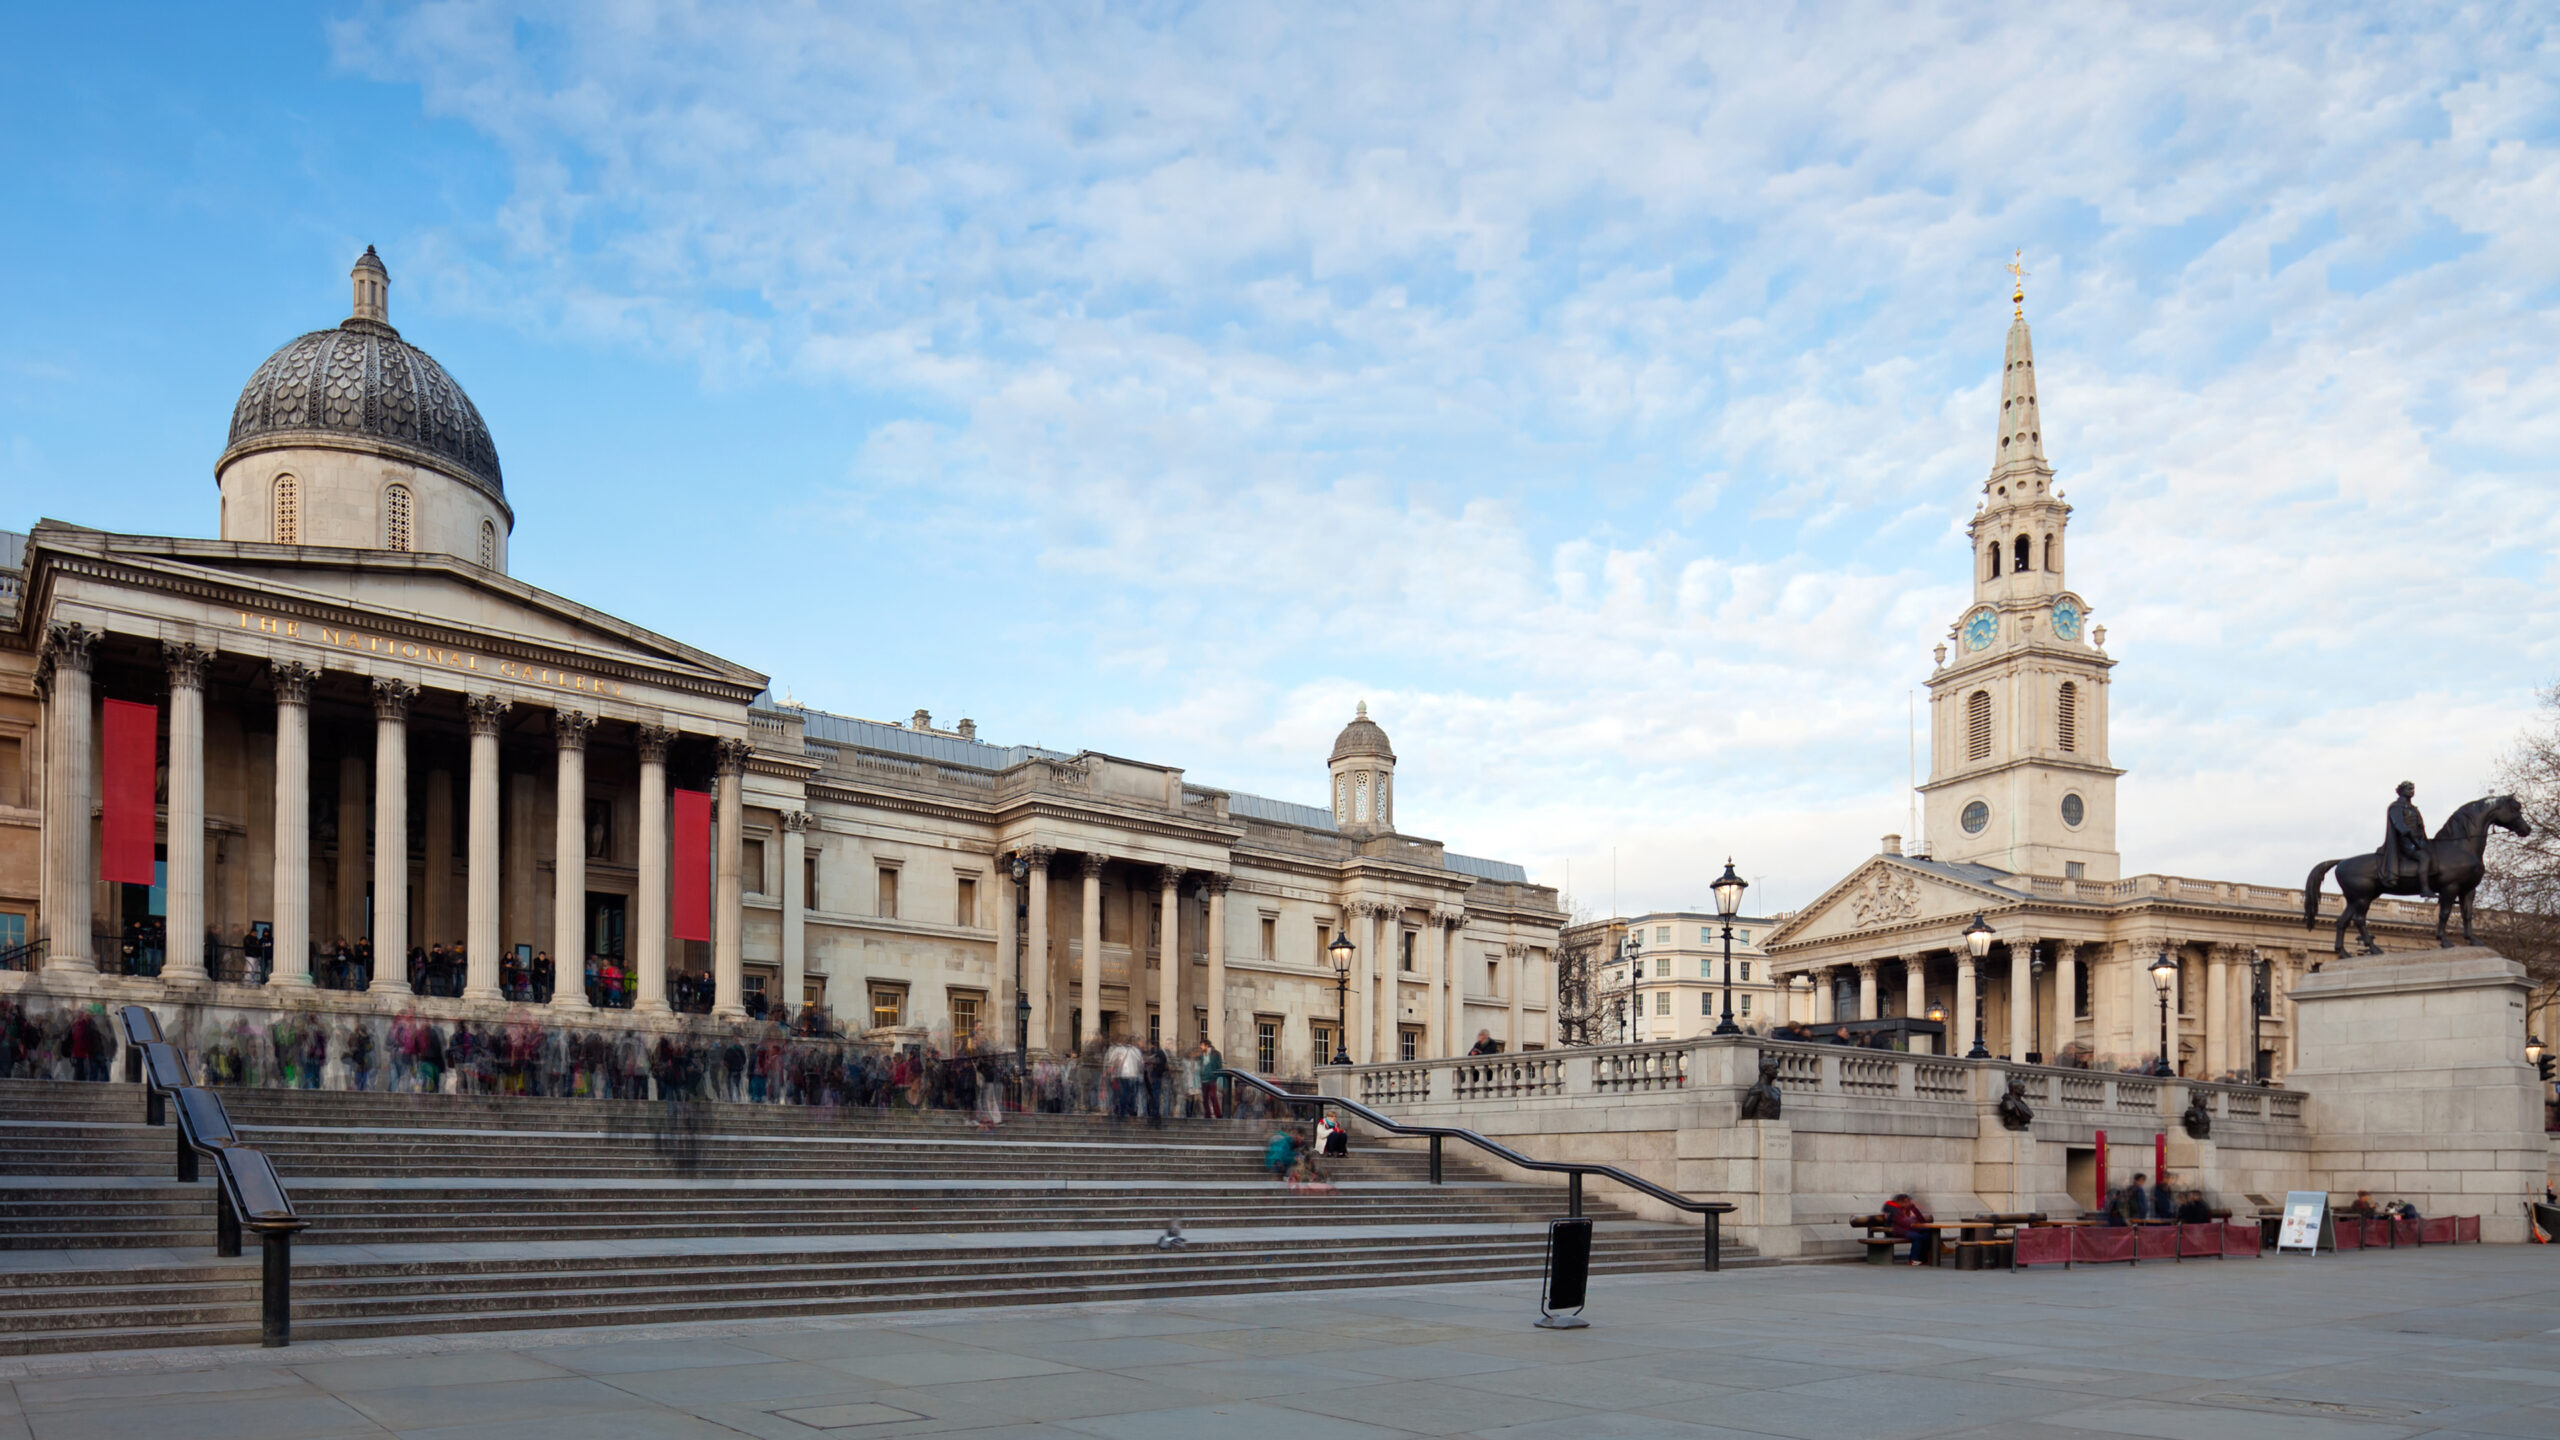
[2382,782,2436,900]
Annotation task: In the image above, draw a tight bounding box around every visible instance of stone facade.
[0,253,1559,1073]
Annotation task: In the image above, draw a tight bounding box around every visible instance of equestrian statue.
[2303,786,2531,956]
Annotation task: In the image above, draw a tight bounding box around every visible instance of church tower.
[1918,269,2121,879]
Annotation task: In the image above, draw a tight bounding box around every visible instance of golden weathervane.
[2007,250,2029,316]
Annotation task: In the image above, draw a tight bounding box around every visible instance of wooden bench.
[1849,1214,1901,1264]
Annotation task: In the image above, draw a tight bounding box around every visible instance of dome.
[219,255,504,504]
[1329,701,1395,764]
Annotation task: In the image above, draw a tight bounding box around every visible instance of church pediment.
[1769,856,2017,947]
[22,524,767,707]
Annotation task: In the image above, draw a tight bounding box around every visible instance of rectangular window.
[742,839,767,895]
[1147,1008,1161,1046]
[1317,925,1331,965]
[1260,917,1276,962]
[1702,991,1713,1015]
[868,982,907,1030]
[0,912,24,952]
[1399,1025,1421,1061]
[949,989,983,1044]
[2064,861,2086,880]
[1400,930,1416,971]
[955,876,977,927]
[1740,994,1752,1016]
[1311,1022,1337,1065]
[804,855,821,911]
[1740,962,1751,982]
[1738,931,1750,945]
[1486,957,1500,998]
[1656,926,1670,944]
[1700,959,1712,979]
[1700,926,1711,944]
[1655,991,1671,1017]
[876,866,899,920]
[1257,1018,1279,1073]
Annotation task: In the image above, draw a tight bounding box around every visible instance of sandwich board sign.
[2276,1191,2328,1254]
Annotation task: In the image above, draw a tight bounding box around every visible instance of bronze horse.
[2303,794,2531,956]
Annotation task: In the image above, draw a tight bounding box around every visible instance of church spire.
[1986,254,2048,502]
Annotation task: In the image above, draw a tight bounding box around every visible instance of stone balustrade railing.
[1328,1035,2308,1130]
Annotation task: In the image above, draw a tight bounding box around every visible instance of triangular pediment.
[23,524,768,705]
[1768,855,2019,948]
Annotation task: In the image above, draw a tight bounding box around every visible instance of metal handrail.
[1229,1070,1733,1270]
[117,1006,305,1347]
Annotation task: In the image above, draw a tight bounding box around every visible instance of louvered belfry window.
[1967,690,1992,762]
[385,484,413,551]
[2057,682,2079,752]
[479,518,498,568]
[272,475,299,543]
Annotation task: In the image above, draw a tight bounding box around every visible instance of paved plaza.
[1,1247,2555,1439]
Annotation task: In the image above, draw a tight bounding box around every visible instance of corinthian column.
[1023,847,1053,1049]
[1856,959,1879,1022]
[1079,853,1105,1044]
[462,693,510,1002]
[269,662,315,988]
[1158,867,1184,1045]
[550,709,592,1010]
[161,643,211,982]
[711,737,749,1020]
[632,725,673,1016]
[1203,872,1229,1055]
[39,624,97,972]
[779,810,811,1015]
[2010,942,2032,1061]
[369,679,414,991]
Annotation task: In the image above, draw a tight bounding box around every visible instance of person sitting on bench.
[1882,1193,1935,1266]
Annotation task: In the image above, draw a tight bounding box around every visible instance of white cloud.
[336,1,2560,909]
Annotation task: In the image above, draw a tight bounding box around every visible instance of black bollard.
[260,1229,292,1347]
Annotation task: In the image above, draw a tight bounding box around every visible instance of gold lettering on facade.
[230,608,623,697]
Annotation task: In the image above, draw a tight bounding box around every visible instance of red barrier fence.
[2011,1214,2490,1270]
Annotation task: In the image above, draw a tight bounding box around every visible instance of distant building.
[1558,911,1782,1043]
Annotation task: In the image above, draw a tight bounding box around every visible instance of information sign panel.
[2275,1191,2328,1253]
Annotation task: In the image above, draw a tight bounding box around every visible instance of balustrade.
[1594,1045,1686,1094]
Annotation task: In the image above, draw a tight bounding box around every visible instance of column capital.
[780,809,814,834]
[1021,843,1057,866]
[1079,851,1109,880]
[162,641,212,691]
[272,660,316,707]
[465,692,511,736]
[1855,957,1880,977]
[715,736,753,777]
[1201,870,1231,895]
[371,676,417,722]
[37,623,96,693]
[1434,906,1467,930]
[553,708,593,751]
[635,724,677,763]
[1159,866,1186,891]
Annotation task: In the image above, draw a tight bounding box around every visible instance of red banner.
[2071,1227,2136,1265]
[101,699,158,886]
[2454,1215,2480,1244]
[672,788,711,942]
[2178,1223,2221,1258]
[2013,1226,2071,1267]
[2135,1224,2180,1261]
[2223,1220,2261,1257]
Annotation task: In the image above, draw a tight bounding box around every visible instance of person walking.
[1105,1036,1142,1121]
[1142,1038,1169,1127]
[1194,1039,1225,1120]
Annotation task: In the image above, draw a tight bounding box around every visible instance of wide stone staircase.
[0,1076,1737,1354]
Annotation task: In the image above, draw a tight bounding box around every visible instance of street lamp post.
[2149,949,2179,1076]
[1963,913,1995,1059]
[1926,1003,1947,1055]
[1712,860,1748,1036]
[1328,931,1355,1065]
[1620,930,1640,1045]
[1010,853,1033,1070]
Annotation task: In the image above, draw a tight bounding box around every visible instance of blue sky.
[6,2,2558,917]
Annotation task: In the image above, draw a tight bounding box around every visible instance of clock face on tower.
[2050,599,2084,641]
[1962,609,1999,652]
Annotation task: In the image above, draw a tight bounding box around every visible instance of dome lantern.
[1327,701,1396,835]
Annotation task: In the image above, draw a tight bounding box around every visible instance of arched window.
[1966,690,1992,762]
[478,518,497,568]
[1355,773,1370,822]
[1376,773,1390,827]
[2013,534,2031,574]
[1336,775,1349,822]
[2042,534,2057,572]
[272,475,299,543]
[1986,545,2001,579]
[384,484,413,552]
[2057,682,2079,753]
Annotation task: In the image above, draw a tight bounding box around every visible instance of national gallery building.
[0,251,1562,1072]
[1761,291,2520,1081]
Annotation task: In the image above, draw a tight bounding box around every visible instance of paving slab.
[0,1246,2553,1439]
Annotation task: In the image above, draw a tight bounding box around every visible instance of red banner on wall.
[672,788,712,942]
[101,699,159,886]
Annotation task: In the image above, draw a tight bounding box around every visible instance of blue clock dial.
[1962,610,1998,651]
[2050,599,2084,641]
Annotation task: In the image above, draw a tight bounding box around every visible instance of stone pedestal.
[2287,946,2544,1243]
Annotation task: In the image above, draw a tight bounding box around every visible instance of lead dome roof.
[220,252,504,502]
